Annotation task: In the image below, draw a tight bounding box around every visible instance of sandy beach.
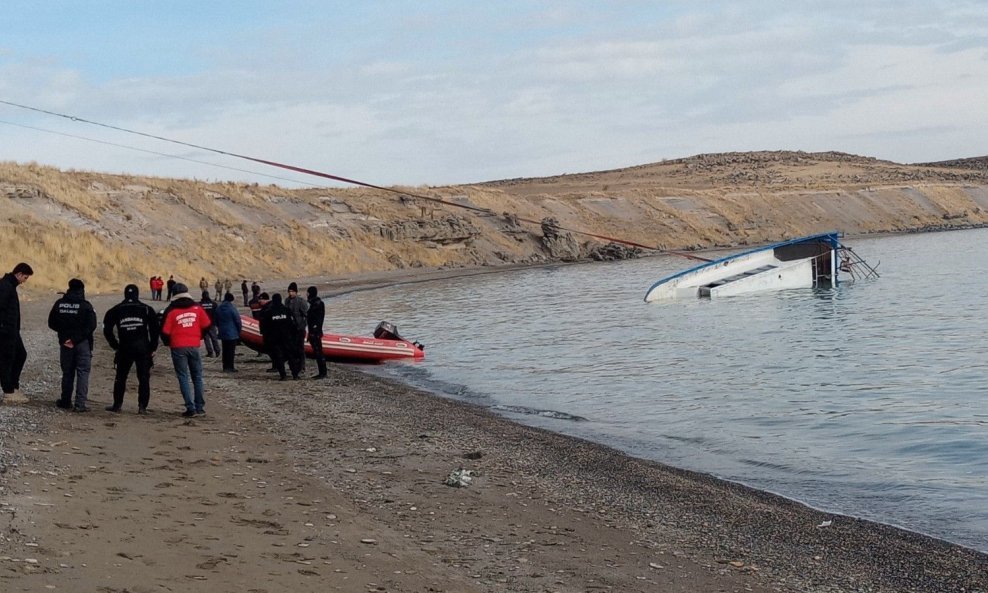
[1,271,987,593]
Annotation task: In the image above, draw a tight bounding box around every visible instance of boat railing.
[837,245,880,281]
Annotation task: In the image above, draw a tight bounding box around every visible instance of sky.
[1,1,986,187]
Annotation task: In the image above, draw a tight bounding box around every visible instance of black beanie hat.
[68,278,85,291]
[271,293,283,305]
[224,292,235,302]
[288,282,298,292]
[307,286,317,297]
[124,284,139,300]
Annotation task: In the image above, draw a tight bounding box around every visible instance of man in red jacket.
[161,283,212,417]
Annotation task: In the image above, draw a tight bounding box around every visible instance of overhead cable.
[0,98,709,260]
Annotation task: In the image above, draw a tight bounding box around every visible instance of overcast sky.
[1,1,986,187]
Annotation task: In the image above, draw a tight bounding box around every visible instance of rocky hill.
[914,156,988,172]
[2,151,988,293]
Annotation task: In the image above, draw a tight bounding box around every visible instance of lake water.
[328,229,988,552]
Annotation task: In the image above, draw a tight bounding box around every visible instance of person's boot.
[4,390,28,404]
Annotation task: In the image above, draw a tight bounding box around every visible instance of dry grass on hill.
[2,151,988,293]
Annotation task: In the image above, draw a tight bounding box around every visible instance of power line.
[0,98,704,258]
[0,118,322,187]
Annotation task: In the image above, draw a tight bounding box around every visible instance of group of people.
[147,276,166,300]
[197,277,240,302]
[149,275,245,302]
[0,261,328,417]
[254,282,327,381]
[44,277,215,416]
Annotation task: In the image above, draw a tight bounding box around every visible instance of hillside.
[2,151,988,293]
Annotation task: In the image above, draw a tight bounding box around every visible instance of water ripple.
[332,229,988,552]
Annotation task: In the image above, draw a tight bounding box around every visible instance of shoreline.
[1,265,986,592]
[13,223,981,304]
[328,256,988,555]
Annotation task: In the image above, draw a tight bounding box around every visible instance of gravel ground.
[0,311,60,473]
[2,285,987,592]
[211,363,988,593]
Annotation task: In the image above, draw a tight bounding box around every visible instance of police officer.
[48,278,97,412]
[103,284,160,414]
[199,291,220,358]
[259,293,296,380]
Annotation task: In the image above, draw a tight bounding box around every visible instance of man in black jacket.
[306,286,327,379]
[48,278,97,412]
[285,282,308,377]
[199,291,220,358]
[103,284,160,414]
[0,262,33,403]
[259,293,295,380]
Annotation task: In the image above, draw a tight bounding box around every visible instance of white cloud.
[2,2,988,184]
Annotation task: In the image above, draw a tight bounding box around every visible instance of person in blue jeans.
[160,283,212,417]
[170,347,205,416]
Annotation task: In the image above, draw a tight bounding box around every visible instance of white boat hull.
[644,233,839,301]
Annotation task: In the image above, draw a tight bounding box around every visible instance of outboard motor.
[374,321,425,351]
[374,321,401,341]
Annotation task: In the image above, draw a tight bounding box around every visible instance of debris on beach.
[444,468,475,488]
[817,519,833,528]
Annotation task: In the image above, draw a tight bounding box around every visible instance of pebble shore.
[1,286,986,592]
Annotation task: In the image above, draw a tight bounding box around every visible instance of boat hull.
[239,316,424,363]
[644,232,840,301]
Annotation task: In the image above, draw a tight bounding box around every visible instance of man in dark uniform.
[0,262,33,403]
[259,293,295,380]
[48,278,97,412]
[103,284,160,414]
[248,291,268,320]
[306,286,327,379]
[199,291,220,357]
[284,282,308,377]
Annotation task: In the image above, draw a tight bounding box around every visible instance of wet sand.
[1,269,986,593]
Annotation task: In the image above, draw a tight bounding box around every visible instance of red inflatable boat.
[239,316,425,363]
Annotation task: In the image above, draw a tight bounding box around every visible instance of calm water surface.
[329,229,988,552]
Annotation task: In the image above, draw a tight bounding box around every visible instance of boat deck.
[698,264,778,297]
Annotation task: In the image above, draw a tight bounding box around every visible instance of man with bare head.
[0,262,33,404]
